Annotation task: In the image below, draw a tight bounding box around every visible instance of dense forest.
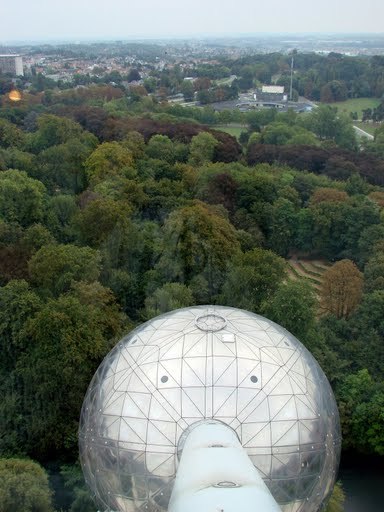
[1,59,384,510]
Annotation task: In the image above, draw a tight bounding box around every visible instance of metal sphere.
[79,306,341,512]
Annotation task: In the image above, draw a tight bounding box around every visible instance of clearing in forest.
[286,257,332,296]
[326,97,381,118]
[213,124,244,139]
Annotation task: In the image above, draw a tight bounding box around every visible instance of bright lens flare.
[8,90,22,102]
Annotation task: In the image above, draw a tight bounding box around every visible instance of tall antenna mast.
[290,56,294,101]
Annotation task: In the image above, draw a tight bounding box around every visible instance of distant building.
[261,85,284,94]
[232,84,311,113]
[247,85,287,109]
[0,54,24,76]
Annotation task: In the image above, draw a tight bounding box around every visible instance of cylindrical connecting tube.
[169,421,282,512]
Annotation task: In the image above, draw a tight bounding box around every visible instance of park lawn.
[212,124,244,139]
[214,77,234,86]
[354,122,380,136]
[328,97,381,118]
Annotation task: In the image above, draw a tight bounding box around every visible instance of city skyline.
[1,0,383,42]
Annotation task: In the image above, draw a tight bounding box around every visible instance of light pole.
[290,57,294,101]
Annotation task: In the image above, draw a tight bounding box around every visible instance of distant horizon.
[2,0,383,42]
[2,31,384,46]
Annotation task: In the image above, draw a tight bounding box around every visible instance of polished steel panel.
[79,306,341,512]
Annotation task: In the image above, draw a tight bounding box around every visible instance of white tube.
[169,422,281,512]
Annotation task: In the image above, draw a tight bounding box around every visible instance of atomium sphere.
[79,306,341,512]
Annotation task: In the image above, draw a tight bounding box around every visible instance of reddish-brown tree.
[321,259,363,318]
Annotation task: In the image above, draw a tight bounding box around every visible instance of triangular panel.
[213,386,237,415]
[182,359,206,386]
[149,396,175,422]
[214,358,237,385]
[182,388,205,417]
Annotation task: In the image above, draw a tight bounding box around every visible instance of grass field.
[328,97,381,118]
[214,77,236,86]
[354,122,381,136]
[212,124,245,139]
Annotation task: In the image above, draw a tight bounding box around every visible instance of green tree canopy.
[0,119,26,149]
[302,105,357,150]
[36,138,95,193]
[262,280,316,343]
[0,170,46,227]
[75,197,132,248]
[221,248,286,312]
[0,458,53,512]
[268,197,297,257]
[355,290,384,337]
[260,122,317,146]
[27,114,97,153]
[188,132,218,167]
[85,141,136,186]
[144,282,194,319]
[0,147,36,175]
[337,369,384,455]
[145,134,176,163]
[364,253,384,292]
[28,243,101,297]
[17,282,124,458]
[157,200,240,296]
[122,130,146,160]
[0,280,41,371]
[45,194,78,243]
[310,197,380,259]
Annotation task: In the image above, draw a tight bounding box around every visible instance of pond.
[339,458,384,512]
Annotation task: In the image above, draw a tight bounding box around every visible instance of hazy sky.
[1,0,383,41]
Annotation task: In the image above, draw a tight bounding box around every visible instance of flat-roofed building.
[261,85,284,94]
[0,55,24,76]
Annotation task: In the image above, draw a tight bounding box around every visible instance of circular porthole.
[195,313,227,332]
[214,481,240,488]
